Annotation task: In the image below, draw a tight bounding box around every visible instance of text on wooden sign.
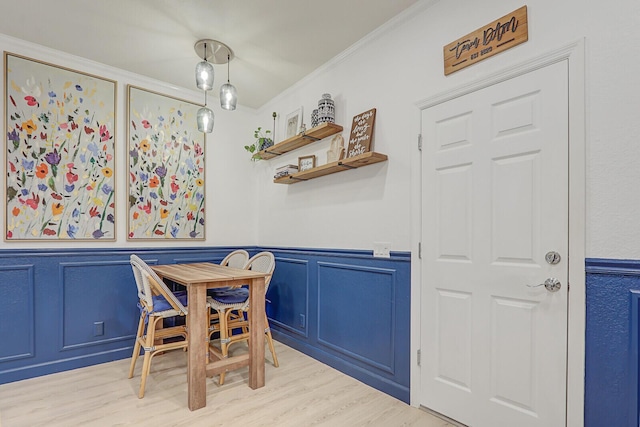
[347,108,376,158]
[443,5,528,76]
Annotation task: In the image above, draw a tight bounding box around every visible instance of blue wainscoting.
[0,264,35,363]
[263,247,411,403]
[585,258,640,427]
[0,247,233,384]
[0,246,411,405]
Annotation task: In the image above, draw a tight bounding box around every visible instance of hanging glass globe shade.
[197,106,214,133]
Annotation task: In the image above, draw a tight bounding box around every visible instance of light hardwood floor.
[0,341,452,427]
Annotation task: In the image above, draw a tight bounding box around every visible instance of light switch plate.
[373,242,391,258]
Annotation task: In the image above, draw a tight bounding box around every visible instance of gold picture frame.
[4,52,117,241]
[127,85,206,240]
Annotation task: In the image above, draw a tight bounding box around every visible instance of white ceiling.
[0,0,419,109]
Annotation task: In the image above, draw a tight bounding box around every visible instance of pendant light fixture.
[194,39,235,133]
[195,42,214,90]
[197,90,214,133]
[220,54,237,110]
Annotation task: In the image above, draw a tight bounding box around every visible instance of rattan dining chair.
[207,251,279,385]
[128,254,189,398]
[221,249,250,269]
[207,249,250,335]
[210,249,250,292]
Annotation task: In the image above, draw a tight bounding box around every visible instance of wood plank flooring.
[0,341,452,426]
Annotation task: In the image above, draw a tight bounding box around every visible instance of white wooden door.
[420,61,569,427]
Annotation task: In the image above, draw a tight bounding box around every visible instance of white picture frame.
[285,107,303,139]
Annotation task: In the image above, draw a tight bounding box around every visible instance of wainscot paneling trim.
[268,257,310,339]
[259,246,411,262]
[59,260,135,351]
[172,255,223,264]
[586,258,640,276]
[266,249,411,403]
[0,246,246,258]
[630,290,640,427]
[585,257,640,427]
[316,262,397,374]
[0,346,132,377]
[0,264,35,362]
[273,330,410,402]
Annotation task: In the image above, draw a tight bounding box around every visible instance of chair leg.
[128,311,146,379]
[218,308,230,385]
[206,308,211,362]
[209,304,224,348]
[239,310,249,334]
[138,316,160,398]
[265,313,279,368]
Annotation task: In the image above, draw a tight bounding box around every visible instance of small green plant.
[245,127,273,161]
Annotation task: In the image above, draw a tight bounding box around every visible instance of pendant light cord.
[204,42,208,107]
[227,54,230,83]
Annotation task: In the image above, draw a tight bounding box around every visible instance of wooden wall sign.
[347,108,376,158]
[443,5,528,76]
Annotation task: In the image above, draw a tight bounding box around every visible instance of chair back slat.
[245,251,275,291]
[130,256,147,302]
[221,249,249,269]
[130,254,188,315]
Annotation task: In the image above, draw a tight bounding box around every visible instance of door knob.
[527,278,561,292]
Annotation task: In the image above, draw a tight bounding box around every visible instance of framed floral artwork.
[127,86,205,240]
[5,53,117,240]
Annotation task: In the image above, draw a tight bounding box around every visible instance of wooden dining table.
[150,262,269,411]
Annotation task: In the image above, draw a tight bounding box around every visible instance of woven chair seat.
[147,291,188,316]
[209,288,249,305]
[206,250,250,298]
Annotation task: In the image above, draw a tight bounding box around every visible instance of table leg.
[248,277,266,389]
[187,284,207,411]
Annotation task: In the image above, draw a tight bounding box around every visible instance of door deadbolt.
[545,251,561,265]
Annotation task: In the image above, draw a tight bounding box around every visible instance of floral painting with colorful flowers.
[127,86,205,240]
[5,54,116,240]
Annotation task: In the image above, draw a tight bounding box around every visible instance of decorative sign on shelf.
[327,134,345,163]
[347,108,376,158]
[443,5,528,76]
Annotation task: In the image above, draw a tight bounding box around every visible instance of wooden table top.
[151,262,268,285]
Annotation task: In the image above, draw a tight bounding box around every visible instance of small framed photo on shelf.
[298,155,316,172]
[285,107,304,139]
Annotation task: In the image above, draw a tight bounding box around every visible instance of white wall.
[2,0,639,258]
[255,0,640,259]
[0,34,259,249]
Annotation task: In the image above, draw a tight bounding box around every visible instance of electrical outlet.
[373,242,391,258]
[299,314,306,328]
[94,321,104,336]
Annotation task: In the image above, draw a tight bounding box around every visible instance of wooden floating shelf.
[258,122,343,160]
[273,151,388,184]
